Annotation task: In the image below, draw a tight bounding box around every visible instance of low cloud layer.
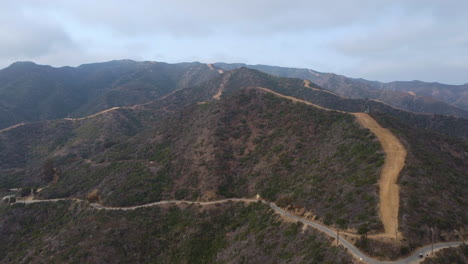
[2,0,467,84]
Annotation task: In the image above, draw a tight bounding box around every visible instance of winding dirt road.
[14,198,461,264]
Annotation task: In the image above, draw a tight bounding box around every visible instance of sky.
[2,0,467,84]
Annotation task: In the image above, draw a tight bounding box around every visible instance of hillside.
[214,63,468,117]
[0,86,385,231]
[0,60,219,129]
[1,65,467,261]
[0,201,352,264]
[421,244,468,264]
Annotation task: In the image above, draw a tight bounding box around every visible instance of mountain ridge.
[214,62,468,116]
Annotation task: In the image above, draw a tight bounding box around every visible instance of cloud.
[1,0,467,84]
[0,2,78,66]
[17,0,388,37]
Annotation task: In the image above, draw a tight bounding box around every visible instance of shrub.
[87,189,100,203]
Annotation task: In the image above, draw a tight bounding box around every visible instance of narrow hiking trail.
[257,84,407,238]
[13,198,462,264]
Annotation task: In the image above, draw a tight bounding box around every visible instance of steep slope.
[0,60,219,129]
[214,63,468,117]
[371,111,468,247]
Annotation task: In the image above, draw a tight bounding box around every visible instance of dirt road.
[303,80,339,96]
[257,86,407,237]
[0,123,26,133]
[213,74,230,100]
[63,107,123,121]
[15,198,460,264]
[206,63,224,74]
[256,87,342,112]
[353,113,406,237]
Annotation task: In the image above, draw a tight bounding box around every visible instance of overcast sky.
[2,0,467,84]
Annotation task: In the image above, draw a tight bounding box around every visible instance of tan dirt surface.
[206,63,224,74]
[63,107,122,121]
[213,75,230,100]
[353,113,407,237]
[303,80,339,96]
[206,63,215,70]
[0,123,26,133]
[257,86,407,238]
[256,87,343,112]
[308,69,320,76]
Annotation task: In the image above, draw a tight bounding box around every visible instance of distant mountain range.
[214,63,468,117]
[0,60,467,131]
[0,60,218,129]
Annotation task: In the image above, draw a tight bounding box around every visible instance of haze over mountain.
[0,60,218,129]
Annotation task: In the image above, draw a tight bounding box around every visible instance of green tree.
[42,158,55,182]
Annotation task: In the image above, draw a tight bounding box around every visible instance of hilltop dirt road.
[257,85,407,237]
[0,122,26,133]
[256,87,339,112]
[303,80,339,96]
[353,113,407,237]
[63,107,123,121]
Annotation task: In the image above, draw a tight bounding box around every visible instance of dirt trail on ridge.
[353,113,406,237]
[258,86,406,237]
[303,80,339,96]
[0,123,26,133]
[63,107,123,121]
[256,87,341,112]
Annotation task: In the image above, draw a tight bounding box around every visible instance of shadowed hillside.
[0,60,219,129]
